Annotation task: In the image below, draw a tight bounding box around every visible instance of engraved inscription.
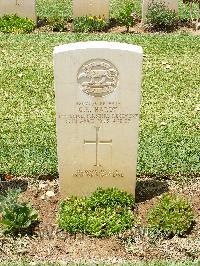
[77,59,119,97]
[58,101,139,125]
[73,169,124,178]
[77,101,120,113]
[59,113,138,124]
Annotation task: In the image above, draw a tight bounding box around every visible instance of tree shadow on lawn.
[135,176,169,203]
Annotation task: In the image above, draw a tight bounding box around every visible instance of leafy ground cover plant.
[0,189,38,234]
[73,16,108,32]
[58,187,135,237]
[116,0,138,32]
[0,15,35,33]
[36,0,197,25]
[145,2,179,31]
[46,17,66,32]
[147,193,195,237]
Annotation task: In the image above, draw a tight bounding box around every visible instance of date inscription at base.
[73,169,124,178]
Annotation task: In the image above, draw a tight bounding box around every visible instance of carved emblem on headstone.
[77,59,119,97]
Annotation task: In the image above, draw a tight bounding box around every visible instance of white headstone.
[73,0,109,19]
[0,0,36,22]
[54,41,143,198]
[142,0,178,22]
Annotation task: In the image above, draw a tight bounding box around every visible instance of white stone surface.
[142,0,178,22]
[0,0,36,22]
[46,191,55,197]
[73,0,109,19]
[54,41,143,198]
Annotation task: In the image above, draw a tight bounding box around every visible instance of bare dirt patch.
[34,20,200,35]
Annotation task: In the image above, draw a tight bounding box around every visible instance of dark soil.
[34,20,200,35]
[0,176,199,264]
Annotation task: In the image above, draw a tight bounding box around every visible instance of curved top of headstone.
[54,41,143,55]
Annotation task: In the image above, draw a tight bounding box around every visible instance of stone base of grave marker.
[54,41,143,198]
[0,0,36,22]
[73,0,109,19]
[142,0,178,23]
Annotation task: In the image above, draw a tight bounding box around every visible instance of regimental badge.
[77,59,119,97]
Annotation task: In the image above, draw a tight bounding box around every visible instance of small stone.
[160,122,167,126]
[40,195,45,200]
[39,183,48,190]
[165,64,171,69]
[46,190,55,197]
[17,73,23,78]
[30,262,37,266]
[192,21,200,30]
[195,104,200,112]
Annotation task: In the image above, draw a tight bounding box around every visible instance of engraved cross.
[84,126,112,167]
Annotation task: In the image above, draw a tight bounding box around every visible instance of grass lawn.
[0,33,199,178]
[36,0,199,21]
[36,0,141,18]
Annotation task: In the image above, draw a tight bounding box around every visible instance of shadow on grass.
[135,177,169,203]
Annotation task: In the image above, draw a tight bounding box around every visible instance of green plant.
[58,187,135,237]
[147,193,194,237]
[145,2,178,31]
[0,15,35,33]
[88,187,135,208]
[46,17,66,32]
[73,15,107,32]
[0,189,38,234]
[116,0,138,32]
